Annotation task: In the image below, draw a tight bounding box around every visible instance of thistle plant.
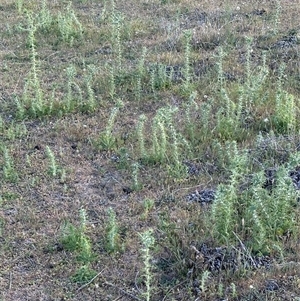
[168,123,187,178]
[57,1,83,45]
[215,46,226,90]
[139,229,155,301]
[98,100,124,150]
[184,91,198,144]
[136,47,147,101]
[150,63,173,94]
[152,106,177,162]
[23,13,45,118]
[200,270,210,295]
[142,198,155,220]
[37,0,53,33]
[273,0,282,35]
[65,65,78,112]
[209,139,299,254]
[137,114,147,160]
[132,162,142,191]
[274,64,296,133]
[45,146,58,177]
[210,141,248,243]
[111,12,124,71]
[83,65,97,112]
[15,0,24,14]
[2,146,18,182]
[151,118,167,163]
[61,208,96,283]
[105,207,120,253]
[244,38,269,108]
[183,30,193,92]
[108,64,116,101]
[61,209,93,258]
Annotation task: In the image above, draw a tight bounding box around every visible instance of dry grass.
[1,0,300,300]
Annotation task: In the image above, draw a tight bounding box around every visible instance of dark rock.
[265,279,279,291]
[186,189,215,204]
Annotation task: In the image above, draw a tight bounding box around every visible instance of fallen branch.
[77,269,104,292]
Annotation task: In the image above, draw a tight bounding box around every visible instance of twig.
[162,279,189,301]
[232,231,257,268]
[9,272,12,290]
[76,269,104,292]
[134,270,142,294]
[104,281,143,301]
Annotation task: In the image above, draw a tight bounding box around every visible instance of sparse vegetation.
[1,0,300,300]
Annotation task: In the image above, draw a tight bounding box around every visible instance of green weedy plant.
[136,47,147,101]
[139,229,155,301]
[1,120,27,141]
[98,99,124,150]
[150,106,177,164]
[141,198,155,220]
[137,114,147,160]
[71,265,97,285]
[57,1,83,45]
[244,37,269,108]
[273,0,282,36]
[20,12,47,118]
[215,46,226,91]
[151,116,166,164]
[15,0,24,14]
[105,207,121,253]
[246,165,298,254]
[131,162,142,191]
[200,270,210,296]
[37,0,53,33]
[150,63,174,95]
[108,63,116,101]
[210,141,248,243]
[61,208,97,283]
[184,91,198,145]
[45,146,59,177]
[168,123,188,178]
[2,146,18,182]
[111,11,124,71]
[183,30,193,92]
[273,64,297,133]
[65,65,78,112]
[83,65,97,112]
[209,140,299,254]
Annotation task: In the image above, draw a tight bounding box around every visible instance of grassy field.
[1,0,300,300]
